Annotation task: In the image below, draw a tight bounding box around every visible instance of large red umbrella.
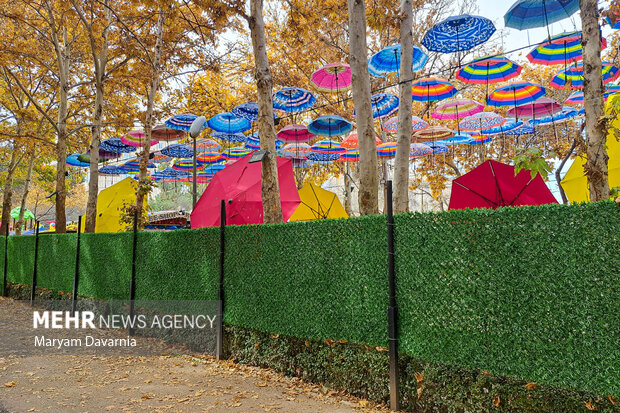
[448,160,557,210]
[190,155,301,227]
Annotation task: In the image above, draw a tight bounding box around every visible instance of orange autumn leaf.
[493,395,500,407]
[525,382,537,390]
[584,399,596,410]
[414,372,424,383]
[608,395,617,405]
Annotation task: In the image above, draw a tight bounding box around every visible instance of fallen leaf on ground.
[4,381,17,387]
[493,395,500,407]
[525,382,537,390]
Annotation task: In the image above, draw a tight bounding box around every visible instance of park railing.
[2,200,618,397]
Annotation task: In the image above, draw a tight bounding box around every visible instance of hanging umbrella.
[412,126,455,142]
[459,112,505,131]
[211,131,247,143]
[368,93,399,118]
[426,142,449,154]
[527,31,607,66]
[339,148,360,162]
[487,82,546,120]
[160,143,193,158]
[307,115,353,137]
[409,143,433,158]
[95,148,118,160]
[306,152,341,162]
[121,130,159,147]
[456,55,522,98]
[222,147,252,160]
[151,153,171,163]
[449,160,558,209]
[165,114,200,131]
[197,151,224,164]
[172,159,206,171]
[273,87,316,113]
[481,118,524,135]
[341,133,382,148]
[289,183,348,221]
[467,135,493,145]
[151,124,185,141]
[411,77,458,102]
[507,97,562,119]
[310,139,346,154]
[277,124,316,142]
[432,98,484,120]
[245,135,283,151]
[98,165,124,175]
[10,207,35,221]
[550,62,620,89]
[435,134,473,145]
[504,0,579,30]
[382,116,428,133]
[504,122,535,135]
[195,138,221,151]
[66,154,90,167]
[368,44,428,76]
[120,159,155,172]
[207,112,251,133]
[377,142,398,158]
[530,106,578,125]
[159,167,190,177]
[231,102,278,122]
[281,143,312,158]
[310,63,352,92]
[422,14,496,53]
[100,137,135,154]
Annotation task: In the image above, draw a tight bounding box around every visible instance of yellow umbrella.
[288,183,348,222]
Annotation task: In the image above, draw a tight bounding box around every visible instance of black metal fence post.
[2,225,8,297]
[30,221,40,305]
[71,216,82,315]
[129,210,138,336]
[216,199,226,360]
[386,181,400,411]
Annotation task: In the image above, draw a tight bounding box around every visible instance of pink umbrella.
[310,63,352,93]
[507,97,562,120]
[276,124,316,142]
[432,98,484,120]
[121,130,159,147]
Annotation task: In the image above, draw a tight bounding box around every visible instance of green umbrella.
[10,207,35,221]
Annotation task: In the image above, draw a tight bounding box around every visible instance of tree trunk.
[347,0,378,215]
[393,0,414,214]
[1,142,20,236]
[344,164,353,216]
[53,26,70,233]
[580,0,609,201]
[556,137,578,204]
[15,146,36,235]
[135,8,166,222]
[249,0,283,224]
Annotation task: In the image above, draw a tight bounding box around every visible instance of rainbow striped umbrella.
[432,98,484,120]
[172,159,206,171]
[310,139,346,154]
[530,106,578,126]
[161,143,193,158]
[277,124,316,142]
[273,87,316,113]
[368,44,428,76]
[550,63,620,89]
[207,112,251,133]
[376,142,397,158]
[527,31,607,66]
[426,142,449,154]
[165,114,200,131]
[507,97,562,120]
[222,147,251,160]
[100,137,135,154]
[382,116,428,133]
[211,132,247,143]
[281,143,312,158]
[121,130,159,147]
[456,55,522,98]
[413,125,455,142]
[308,115,353,137]
[467,135,492,145]
[409,143,433,158]
[411,77,457,102]
[481,118,523,135]
[152,124,185,141]
[459,112,505,131]
[195,138,221,151]
[196,151,224,164]
[339,148,360,162]
[487,82,546,120]
[435,134,474,145]
[310,63,352,93]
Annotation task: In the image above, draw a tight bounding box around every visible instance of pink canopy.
[190,155,301,227]
[276,124,316,142]
[507,97,562,120]
[310,63,352,93]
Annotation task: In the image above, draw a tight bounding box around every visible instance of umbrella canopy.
[172,159,206,171]
[211,131,247,143]
[382,116,428,133]
[426,142,449,154]
[456,55,522,84]
[207,112,251,133]
[507,97,562,119]
[151,124,185,141]
[368,44,428,76]
[245,135,283,151]
[432,98,484,120]
[310,63,352,92]
[339,148,360,162]
[195,138,221,151]
[159,167,189,177]
[487,82,546,108]
[121,130,159,147]
[120,159,155,172]
[377,142,397,158]
[66,154,90,167]
[273,87,316,113]
[307,115,353,137]
[449,160,558,209]
[277,124,316,142]
[289,183,348,221]
[412,125,455,141]
[151,153,171,163]
[530,106,578,125]
[100,138,135,154]
[10,207,35,220]
[411,77,458,102]
[369,93,399,118]
[436,134,474,145]
[565,85,620,104]
[95,148,118,160]
[504,122,535,135]
[422,14,496,53]
[481,118,524,135]
[504,0,579,30]
[197,151,224,164]
[340,133,382,148]
[527,31,607,65]
[98,165,124,175]
[222,147,252,160]
[306,152,340,162]
[165,114,200,131]
[280,143,312,158]
[160,143,193,158]
[459,112,505,131]
[467,135,493,145]
[231,102,279,122]
[550,62,620,89]
[409,143,433,158]
[190,155,301,227]
[310,139,346,154]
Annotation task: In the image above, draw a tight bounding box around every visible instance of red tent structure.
[448,160,558,210]
[190,155,301,228]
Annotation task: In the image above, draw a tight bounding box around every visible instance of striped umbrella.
[120,130,158,147]
[456,55,522,98]
[340,133,382,149]
[411,77,458,102]
[507,97,562,120]
[152,153,171,163]
[172,159,206,171]
[432,98,484,120]
[550,62,620,89]
[504,0,579,30]
[160,143,193,158]
[459,112,505,132]
[211,132,247,143]
[277,124,316,142]
[196,151,224,164]
[310,139,346,154]
[120,159,155,172]
[222,147,251,160]
[165,114,200,131]
[527,31,607,67]
[382,116,428,133]
[487,82,546,120]
[281,143,312,158]
[66,154,90,167]
[369,93,399,118]
[481,118,524,135]
[245,135,283,151]
[530,106,578,126]
[151,124,185,141]
[207,112,251,133]
[376,142,398,158]
[100,137,135,154]
[308,115,353,137]
[409,143,433,158]
[195,138,221,151]
[467,135,493,145]
[273,87,316,113]
[339,148,360,162]
[412,125,455,142]
[422,14,496,53]
[310,63,352,93]
[368,44,428,76]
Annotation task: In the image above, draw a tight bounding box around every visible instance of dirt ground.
[0,298,387,413]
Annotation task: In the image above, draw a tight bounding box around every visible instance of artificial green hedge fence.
[4,201,619,396]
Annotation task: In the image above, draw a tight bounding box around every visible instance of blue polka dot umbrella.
[422,14,496,53]
[307,115,353,138]
[306,159,334,166]
[231,102,279,122]
[159,167,189,177]
[100,137,135,154]
[207,112,251,133]
[368,44,428,76]
[504,0,580,30]
[66,154,90,167]
[98,165,124,175]
[165,114,201,131]
[273,87,316,113]
[161,143,193,158]
[222,147,251,160]
[211,132,247,143]
[306,152,340,162]
[459,112,505,132]
[481,119,524,135]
